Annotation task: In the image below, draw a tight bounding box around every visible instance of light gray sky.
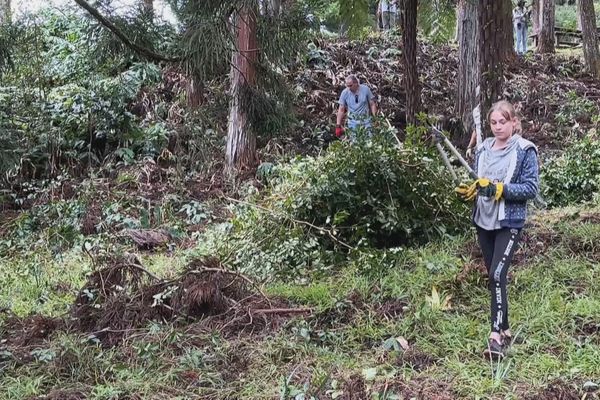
[13,0,176,22]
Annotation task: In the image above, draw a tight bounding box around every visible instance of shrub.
[541,135,600,207]
[270,134,469,247]
[199,132,470,281]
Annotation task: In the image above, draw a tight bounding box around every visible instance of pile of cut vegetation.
[68,255,299,345]
[205,133,470,281]
[0,256,302,353]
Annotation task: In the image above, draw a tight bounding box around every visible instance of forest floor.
[1,35,600,399]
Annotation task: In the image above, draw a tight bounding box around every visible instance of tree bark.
[500,0,516,61]
[259,0,281,16]
[532,0,541,45]
[0,0,10,25]
[226,8,259,172]
[478,0,504,137]
[402,0,421,125]
[186,77,203,108]
[538,0,555,53]
[456,0,479,139]
[578,0,600,77]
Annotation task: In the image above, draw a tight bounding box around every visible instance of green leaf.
[362,367,378,381]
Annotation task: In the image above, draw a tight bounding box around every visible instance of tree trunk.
[186,77,203,108]
[500,0,516,61]
[0,0,10,24]
[478,0,504,137]
[577,0,583,30]
[259,0,281,16]
[578,0,600,77]
[538,0,555,53]
[226,8,259,172]
[455,4,461,42]
[457,0,479,140]
[532,0,541,46]
[402,0,421,125]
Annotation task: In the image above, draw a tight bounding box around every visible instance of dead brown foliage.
[68,255,297,345]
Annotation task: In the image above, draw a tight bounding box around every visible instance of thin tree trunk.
[226,8,259,172]
[402,0,420,125]
[577,0,583,30]
[455,4,461,42]
[457,0,479,141]
[538,0,555,53]
[186,77,203,108]
[532,0,541,46]
[478,0,504,137]
[500,0,516,61]
[0,0,10,24]
[578,0,600,77]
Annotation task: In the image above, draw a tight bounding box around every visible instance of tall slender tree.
[538,0,555,53]
[456,0,479,138]
[578,0,600,77]
[401,0,420,125]
[226,7,259,172]
[478,0,504,137]
[532,0,540,46]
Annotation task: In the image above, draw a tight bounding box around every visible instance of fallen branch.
[74,0,181,63]
[252,307,313,315]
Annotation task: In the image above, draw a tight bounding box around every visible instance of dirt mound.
[1,314,62,348]
[69,255,304,345]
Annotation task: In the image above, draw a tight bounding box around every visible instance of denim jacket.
[472,135,539,229]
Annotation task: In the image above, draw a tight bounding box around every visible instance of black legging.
[476,227,522,333]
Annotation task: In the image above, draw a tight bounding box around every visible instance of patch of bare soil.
[80,201,102,236]
[0,314,63,363]
[1,315,62,348]
[395,347,437,372]
[340,373,367,400]
[521,380,581,400]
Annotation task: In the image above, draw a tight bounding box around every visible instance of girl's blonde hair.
[487,100,522,132]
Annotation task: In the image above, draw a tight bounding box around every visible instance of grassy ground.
[1,201,599,400]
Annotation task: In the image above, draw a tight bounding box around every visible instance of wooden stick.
[252,307,313,314]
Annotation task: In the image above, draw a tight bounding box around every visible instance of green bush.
[273,135,469,247]
[556,3,600,29]
[199,132,470,281]
[541,135,600,207]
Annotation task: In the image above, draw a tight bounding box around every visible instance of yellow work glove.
[476,178,504,201]
[455,178,503,201]
[455,182,474,201]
